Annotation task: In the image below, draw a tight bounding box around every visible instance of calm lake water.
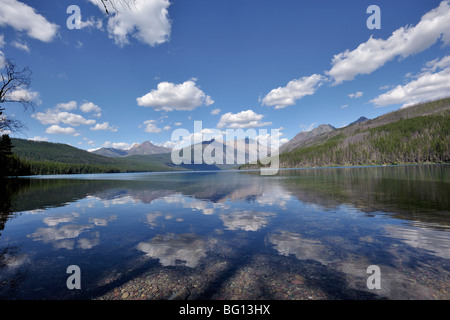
[1,165,449,300]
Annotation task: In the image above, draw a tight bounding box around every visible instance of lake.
[0,164,449,300]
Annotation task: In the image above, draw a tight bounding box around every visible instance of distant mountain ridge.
[280,124,335,153]
[9,98,450,175]
[348,116,369,126]
[91,141,171,157]
[10,138,185,174]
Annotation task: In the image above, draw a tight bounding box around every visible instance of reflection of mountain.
[2,165,449,235]
[136,233,206,268]
[280,124,335,154]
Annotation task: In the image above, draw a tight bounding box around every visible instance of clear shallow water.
[0,165,449,300]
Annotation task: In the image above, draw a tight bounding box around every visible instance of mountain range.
[244,97,450,169]
[8,98,450,175]
[91,141,171,157]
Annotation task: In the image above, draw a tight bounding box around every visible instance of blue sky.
[0,0,449,150]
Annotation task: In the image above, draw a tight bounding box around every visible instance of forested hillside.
[10,139,182,175]
[245,98,450,169]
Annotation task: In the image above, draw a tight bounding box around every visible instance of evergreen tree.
[0,134,14,157]
[0,134,13,177]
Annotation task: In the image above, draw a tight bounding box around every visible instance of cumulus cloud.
[28,136,48,142]
[0,0,58,42]
[371,55,450,107]
[348,91,363,99]
[32,101,100,128]
[327,0,450,84]
[89,0,171,47]
[254,127,288,147]
[142,119,162,133]
[5,86,40,104]
[102,141,137,150]
[137,79,214,111]
[55,101,77,111]
[299,122,318,132]
[211,108,221,115]
[33,110,95,127]
[423,54,450,72]
[79,16,103,31]
[90,122,118,132]
[45,125,78,136]
[260,74,325,109]
[217,110,272,129]
[80,101,102,114]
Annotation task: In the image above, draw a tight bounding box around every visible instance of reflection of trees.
[279,165,450,228]
[3,165,449,237]
[0,179,29,237]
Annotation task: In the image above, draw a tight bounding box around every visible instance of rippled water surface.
[1,165,449,300]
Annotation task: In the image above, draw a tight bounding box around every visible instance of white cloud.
[254,127,288,147]
[327,0,450,84]
[28,136,48,142]
[379,85,393,90]
[163,125,171,131]
[33,111,95,127]
[169,127,225,150]
[341,105,349,109]
[142,119,162,133]
[162,140,178,149]
[45,125,78,136]
[348,91,363,99]
[80,102,102,114]
[217,110,272,129]
[102,141,137,150]
[211,108,221,115]
[5,86,40,103]
[174,122,182,126]
[0,34,4,47]
[137,79,214,111]
[79,16,103,30]
[11,39,29,52]
[32,101,99,128]
[261,74,325,109]
[371,55,450,108]
[89,0,171,47]
[0,0,59,42]
[55,101,77,111]
[423,54,450,72]
[90,122,118,132]
[299,122,318,132]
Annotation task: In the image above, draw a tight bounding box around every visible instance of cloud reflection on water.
[136,233,207,268]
